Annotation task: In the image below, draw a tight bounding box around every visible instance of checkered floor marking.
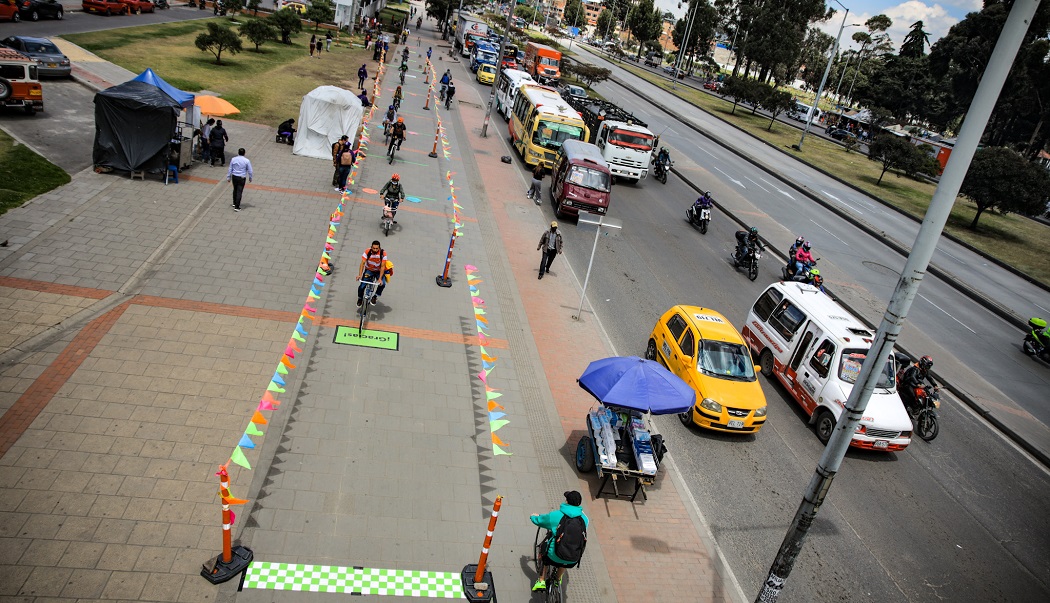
[242,562,465,598]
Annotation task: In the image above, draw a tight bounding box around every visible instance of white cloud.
[815,2,959,52]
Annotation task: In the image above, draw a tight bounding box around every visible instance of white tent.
[292,86,363,160]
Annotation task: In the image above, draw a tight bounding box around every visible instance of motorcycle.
[653,158,672,184]
[909,384,941,441]
[1022,317,1050,363]
[153,0,169,7]
[686,195,713,234]
[782,258,820,282]
[213,0,226,16]
[732,243,761,281]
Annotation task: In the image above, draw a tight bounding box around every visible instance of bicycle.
[381,199,397,237]
[358,277,380,333]
[533,527,566,603]
[399,69,406,85]
[392,97,401,112]
[387,135,402,164]
[445,92,454,110]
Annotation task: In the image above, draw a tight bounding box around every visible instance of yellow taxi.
[646,306,767,434]
[476,63,497,85]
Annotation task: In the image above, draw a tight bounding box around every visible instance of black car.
[16,0,64,20]
[827,128,858,143]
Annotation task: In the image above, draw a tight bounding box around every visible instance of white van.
[496,69,534,119]
[788,101,821,123]
[742,282,913,451]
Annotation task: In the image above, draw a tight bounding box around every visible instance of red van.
[549,139,612,218]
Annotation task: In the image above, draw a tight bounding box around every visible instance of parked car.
[828,128,858,143]
[560,83,587,101]
[16,0,63,20]
[661,65,688,79]
[703,80,723,91]
[81,0,128,15]
[0,0,20,22]
[2,36,71,77]
[119,0,153,12]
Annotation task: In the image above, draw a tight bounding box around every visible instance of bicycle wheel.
[388,139,395,164]
[546,567,563,603]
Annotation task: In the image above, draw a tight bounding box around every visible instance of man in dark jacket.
[537,221,563,279]
[209,120,229,167]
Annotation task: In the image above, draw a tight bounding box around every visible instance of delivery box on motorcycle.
[742,282,913,451]
[550,139,612,219]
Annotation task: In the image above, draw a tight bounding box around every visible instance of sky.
[653,0,983,51]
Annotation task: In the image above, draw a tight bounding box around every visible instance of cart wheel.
[575,436,594,473]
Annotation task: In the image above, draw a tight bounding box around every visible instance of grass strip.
[0,130,71,217]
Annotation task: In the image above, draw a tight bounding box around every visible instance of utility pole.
[845,40,870,109]
[755,2,1040,601]
[672,0,697,90]
[793,0,848,151]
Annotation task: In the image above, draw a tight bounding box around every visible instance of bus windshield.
[567,166,611,192]
[608,129,654,151]
[534,120,583,150]
[839,349,896,389]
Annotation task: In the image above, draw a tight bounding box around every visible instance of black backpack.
[553,514,587,564]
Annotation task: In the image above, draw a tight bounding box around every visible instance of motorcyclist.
[390,117,407,151]
[379,173,406,223]
[1025,317,1050,355]
[654,147,670,169]
[898,355,937,415]
[785,236,804,276]
[734,226,763,262]
[794,240,815,276]
[694,191,713,209]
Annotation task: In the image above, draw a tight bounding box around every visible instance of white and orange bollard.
[200,464,253,585]
[460,495,501,602]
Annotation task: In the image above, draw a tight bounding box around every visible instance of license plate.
[728,420,744,429]
[874,440,888,448]
[47,63,57,68]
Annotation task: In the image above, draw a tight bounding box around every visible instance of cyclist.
[389,117,407,152]
[445,80,456,109]
[439,69,451,100]
[392,85,404,110]
[401,46,410,62]
[398,61,409,84]
[383,104,397,137]
[531,491,588,592]
[379,173,406,223]
[357,241,389,307]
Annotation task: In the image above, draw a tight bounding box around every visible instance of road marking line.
[713,166,745,188]
[809,219,850,247]
[759,177,794,199]
[744,176,770,193]
[918,293,977,334]
[243,561,463,597]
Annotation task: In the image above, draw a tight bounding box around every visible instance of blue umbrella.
[577,356,696,415]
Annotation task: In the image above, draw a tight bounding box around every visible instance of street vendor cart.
[573,356,696,502]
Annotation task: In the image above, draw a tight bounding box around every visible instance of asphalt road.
[0,80,96,173]
[453,60,1050,602]
[8,3,209,38]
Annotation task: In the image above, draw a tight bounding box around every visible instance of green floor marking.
[242,562,464,598]
[334,326,400,350]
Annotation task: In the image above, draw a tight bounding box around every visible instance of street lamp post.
[845,40,870,109]
[672,0,698,90]
[793,0,849,151]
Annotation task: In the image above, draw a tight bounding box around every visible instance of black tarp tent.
[92,80,183,172]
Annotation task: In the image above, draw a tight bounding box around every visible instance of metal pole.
[568,1,581,50]
[833,51,852,103]
[481,4,511,137]
[672,0,698,90]
[754,2,1039,601]
[794,2,848,151]
[574,218,604,321]
[845,43,869,108]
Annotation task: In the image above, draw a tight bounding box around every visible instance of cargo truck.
[564,96,656,182]
[457,14,490,57]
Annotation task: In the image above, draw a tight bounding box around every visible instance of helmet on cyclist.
[388,104,395,110]
[397,117,404,123]
[803,241,812,251]
[919,355,933,372]
[391,173,400,181]
[795,236,804,247]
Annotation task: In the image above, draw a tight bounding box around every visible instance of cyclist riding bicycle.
[393,85,404,109]
[445,80,456,108]
[530,490,589,592]
[383,105,397,134]
[402,46,410,62]
[357,241,389,307]
[379,173,406,223]
[389,117,407,152]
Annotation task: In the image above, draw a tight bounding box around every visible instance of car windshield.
[839,349,896,389]
[608,129,653,151]
[697,340,756,381]
[567,166,610,192]
[541,57,559,66]
[25,42,61,54]
[477,50,497,62]
[567,86,584,97]
[534,120,583,150]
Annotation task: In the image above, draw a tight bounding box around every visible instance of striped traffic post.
[460,495,501,602]
[200,465,253,585]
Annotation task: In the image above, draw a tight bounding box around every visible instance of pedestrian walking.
[426,46,432,60]
[536,221,563,279]
[365,33,371,49]
[315,38,323,57]
[201,118,214,163]
[325,31,332,51]
[209,119,229,167]
[336,145,355,192]
[358,64,368,89]
[527,163,544,202]
[332,134,349,187]
[226,148,252,212]
[310,34,316,57]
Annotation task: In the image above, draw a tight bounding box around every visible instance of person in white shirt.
[226,148,253,212]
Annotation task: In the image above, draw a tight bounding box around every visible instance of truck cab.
[550,139,612,218]
[566,97,655,182]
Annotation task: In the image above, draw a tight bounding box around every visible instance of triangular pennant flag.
[280,356,296,369]
[295,323,308,337]
[257,399,276,411]
[476,315,489,324]
[262,391,279,405]
[310,286,322,297]
[267,381,286,393]
[292,331,306,343]
[238,433,256,449]
[482,360,496,372]
[300,310,315,322]
[245,422,264,436]
[272,373,286,387]
[492,432,507,447]
[485,390,503,401]
[464,265,478,272]
[477,371,487,384]
[276,362,289,375]
[477,332,488,343]
[289,340,302,353]
[327,237,337,244]
[230,446,251,469]
[308,290,320,301]
[251,411,268,425]
[313,278,325,287]
[481,353,497,363]
[488,411,506,421]
[493,443,512,456]
[487,400,504,411]
[222,495,249,506]
[490,419,510,431]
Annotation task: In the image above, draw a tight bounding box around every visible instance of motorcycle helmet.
[391,173,400,181]
[919,355,933,372]
[803,241,811,251]
[808,268,820,277]
[811,274,824,288]
[749,227,758,239]
[795,236,804,247]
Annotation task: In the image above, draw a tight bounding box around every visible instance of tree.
[960,147,1050,229]
[195,22,243,64]
[625,0,659,58]
[899,20,930,59]
[240,18,278,51]
[514,5,539,23]
[672,0,718,70]
[575,64,612,88]
[270,8,303,44]
[595,8,614,40]
[246,0,260,17]
[721,76,755,115]
[794,27,834,91]
[562,0,584,29]
[304,0,334,31]
[867,134,929,184]
[760,87,794,130]
[225,0,243,15]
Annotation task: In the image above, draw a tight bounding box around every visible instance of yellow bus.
[508,84,590,169]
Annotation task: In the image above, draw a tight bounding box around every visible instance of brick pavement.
[0,10,745,603]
